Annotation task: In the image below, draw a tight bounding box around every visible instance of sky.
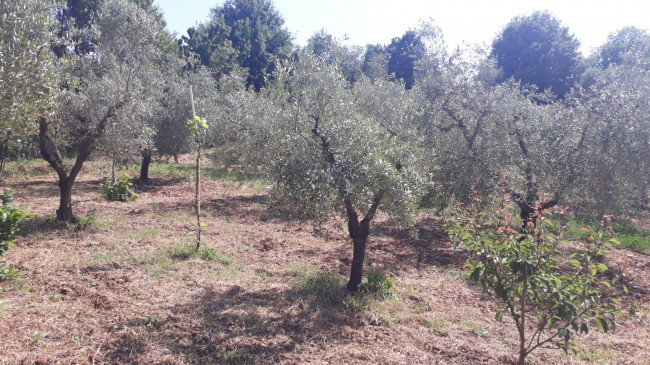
[153,0,650,56]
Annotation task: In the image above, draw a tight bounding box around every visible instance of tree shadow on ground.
[134,177,190,193]
[17,214,65,237]
[9,178,106,201]
[103,284,363,364]
[203,195,307,226]
[380,217,469,270]
[5,179,60,199]
[324,216,470,278]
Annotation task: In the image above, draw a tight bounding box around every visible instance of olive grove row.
[2,0,649,291]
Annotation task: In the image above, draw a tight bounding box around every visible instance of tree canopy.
[185,0,293,91]
[0,0,60,175]
[491,11,583,98]
[386,30,426,89]
[594,26,650,69]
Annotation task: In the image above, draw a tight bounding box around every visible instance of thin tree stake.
[190,85,201,249]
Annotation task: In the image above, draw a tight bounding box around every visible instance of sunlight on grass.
[129,244,236,277]
[125,228,160,241]
[563,218,650,255]
[566,344,617,363]
[462,320,490,338]
[123,161,267,190]
[3,159,53,180]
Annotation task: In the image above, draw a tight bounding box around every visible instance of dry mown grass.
[1,158,649,364]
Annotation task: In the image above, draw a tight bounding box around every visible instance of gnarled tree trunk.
[56,177,74,222]
[344,192,383,293]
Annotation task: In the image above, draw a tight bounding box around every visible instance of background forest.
[1,0,649,364]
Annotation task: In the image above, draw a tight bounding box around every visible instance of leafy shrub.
[0,265,20,281]
[447,194,625,365]
[360,270,395,300]
[1,189,14,205]
[293,272,344,310]
[1,190,26,281]
[102,175,138,202]
[68,207,98,231]
[297,272,342,301]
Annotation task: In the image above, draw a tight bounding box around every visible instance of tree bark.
[345,192,383,293]
[0,133,9,181]
[56,177,74,222]
[111,159,116,183]
[347,235,369,293]
[346,198,369,293]
[140,151,152,183]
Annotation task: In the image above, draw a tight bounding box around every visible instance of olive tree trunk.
[56,177,74,222]
[139,150,152,183]
[344,193,383,293]
[0,133,10,181]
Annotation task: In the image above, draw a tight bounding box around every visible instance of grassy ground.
[1,157,649,364]
[563,218,650,255]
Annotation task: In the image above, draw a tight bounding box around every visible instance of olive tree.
[204,67,281,170]
[416,46,567,223]
[559,65,650,218]
[139,58,194,182]
[0,0,60,178]
[266,57,425,292]
[595,27,650,70]
[39,0,164,221]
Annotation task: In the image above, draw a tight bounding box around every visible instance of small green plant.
[295,272,343,309]
[341,271,396,313]
[342,294,370,312]
[102,175,138,202]
[167,245,234,265]
[71,207,98,231]
[463,321,490,338]
[0,189,14,205]
[197,247,233,265]
[360,270,395,300]
[28,331,42,343]
[0,266,20,281]
[167,245,195,261]
[254,269,275,282]
[447,194,625,365]
[1,190,26,281]
[217,347,246,362]
[142,314,162,327]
